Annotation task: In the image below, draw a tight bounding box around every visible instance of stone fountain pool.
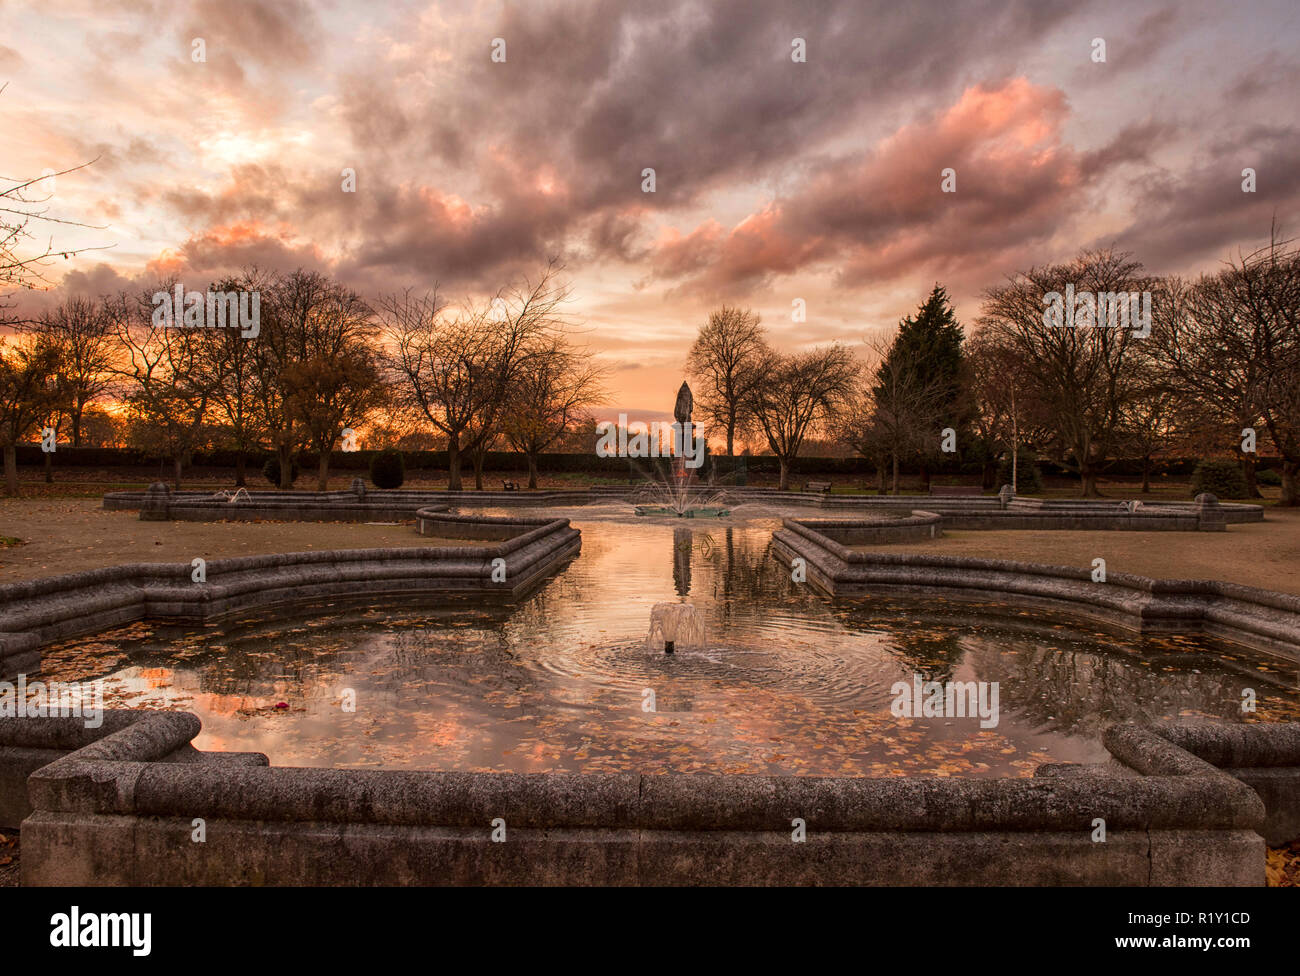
[30,509,1300,778]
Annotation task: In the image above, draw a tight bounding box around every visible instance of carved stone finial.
[674,381,693,425]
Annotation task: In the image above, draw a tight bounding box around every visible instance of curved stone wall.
[0,514,580,676]
[772,519,1300,662]
[782,512,943,546]
[5,709,1295,884]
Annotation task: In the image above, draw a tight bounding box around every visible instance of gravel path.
[0,499,492,582]
[867,508,1300,595]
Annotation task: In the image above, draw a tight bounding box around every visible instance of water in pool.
[34,506,1300,777]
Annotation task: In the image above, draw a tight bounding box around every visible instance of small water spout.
[631,474,730,518]
[645,601,706,654]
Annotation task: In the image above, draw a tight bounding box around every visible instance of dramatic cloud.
[5,0,1299,408]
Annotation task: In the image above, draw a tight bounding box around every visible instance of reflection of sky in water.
[35,505,1300,777]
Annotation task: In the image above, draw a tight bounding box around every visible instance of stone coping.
[7,710,1296,884]
[788,512,944,546]
[102,484,1264,526]
[0,514,580,675]
[151,501,450,522]
[773,518,1300,661]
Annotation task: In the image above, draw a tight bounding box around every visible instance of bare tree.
[0,336,62,494]
[501,338,607,488]
[287,347,387,490]
[378,289,483,491]
[1218,233,1300,505]
[966,337,1005,489]
[251,270,372,488]
[686,306,766,456]
[105,284,214,488]
[195,269,275,486]
[379,263,570,491]
[463,409,502,491]
[22,295,116,446]
[1149,275,1265,496]
[280,286,384,490]
[1119,381,1182,494]
[977,249,1155,497]
[36,367,72,484]
[1,83,109,321]
[747,343,859,490]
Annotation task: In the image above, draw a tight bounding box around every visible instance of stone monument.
[672,381,694,484]
[674,381,693,426]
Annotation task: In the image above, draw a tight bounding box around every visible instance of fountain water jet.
[645,601,707,654]
[631,380,731,518]
[632,475,730,518]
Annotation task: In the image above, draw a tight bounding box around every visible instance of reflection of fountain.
[212,488,252,504]
[673,527,692,596]
[645,601,707,655]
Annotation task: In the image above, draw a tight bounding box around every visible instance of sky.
[3,0,1299,420]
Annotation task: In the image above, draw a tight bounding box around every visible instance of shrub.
[1190,459,1249,499]
[997,453,1044,494]
[370,449,405,489]
[262,456,299,487]
[1257,467,1282,486]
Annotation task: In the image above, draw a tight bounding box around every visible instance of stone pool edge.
[772,517,1300,664]
[0,513,581,676]
[3,710,1297,885]
[103,482,1264,529]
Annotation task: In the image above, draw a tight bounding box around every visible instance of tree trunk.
[891,452,900,495]
[278,443,293,489]
[876,459,886,495]
[726,424,735,457]
[72,410,82,447]
[527,454,539,489]
[173,453,183,490]
[1140,456,1151,494]
[44,448,53,484]
[235,450,247,488]
[1240,454,1262,499]
[1081,467,1100,498]
[472,452,485,491]
[447,437,463,491]
[1280,460,1300,507]
[778,457,790,491]
[318,450,330,491]
[4,445,17,495]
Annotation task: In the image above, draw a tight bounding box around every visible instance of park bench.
[929,484,983,496]
[502,480,519,491]
[804,480,832,493]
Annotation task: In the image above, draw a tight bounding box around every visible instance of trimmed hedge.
[997,454,1045,494]
[1190,459,1249,500]
[369,449,406,489]
[262,457,300,487]
[7,444,1281,481]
